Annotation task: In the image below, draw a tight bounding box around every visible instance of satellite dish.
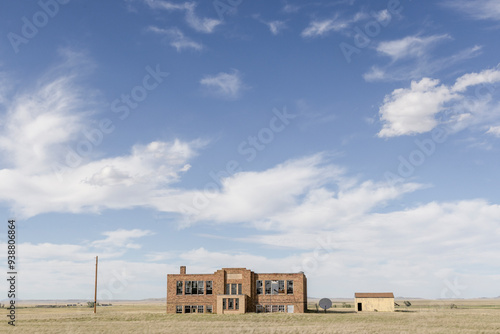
[319,298,332,311]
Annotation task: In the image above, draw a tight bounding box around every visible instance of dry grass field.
[2,299,499,333]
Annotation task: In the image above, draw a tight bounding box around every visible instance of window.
[226,284,230,295]
[256,305,264,313]
[185,305,191,313]
[184,281,204,295]
[238,283,242,295]
[272,305,278,313]
[231,283,237,295]
[278,280,285,294]
[191,305,197,313]
[265,305,271,313]
[198,305,204,313]
[198,281,204,295]
[278,305,285,312]
[271,281,280,295]
[235,298,239,310]
[223,299,226,310]
[176,281,183,295]
[206,281,213,295]
[192,281,198,295]
[287,280,293,294]
[228,298,234,310]
[266,280,284,295]
[256,280,263,295]
[265,280,271,295]
[206,305,213,313]
[176,305,182,313]
[185,281,192,295]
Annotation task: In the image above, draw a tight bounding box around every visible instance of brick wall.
[166,267,307,314]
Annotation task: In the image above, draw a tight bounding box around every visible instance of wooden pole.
[94,256,98,314]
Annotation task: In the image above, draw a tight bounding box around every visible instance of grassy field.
[2,299,500,333]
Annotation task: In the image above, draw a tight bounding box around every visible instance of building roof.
[355,293,394,298]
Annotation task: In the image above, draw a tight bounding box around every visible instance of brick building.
[166,266,307,314]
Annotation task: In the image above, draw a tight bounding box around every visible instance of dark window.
[206,281,213,295]
[198,305,204,313]
[191,305,197,313]
[185,305,191,313]
[176,281,183,295]
[228,298,234,310]
[192,281,198,295]
[226,284,230,295]
[176,305,182,313]
[231,283,237,295]
[238,283,242,295]
[256,280,263,295]
[235,298,239,310]
[185,281,192,295]
[198,281,204,295]
[223,299,226,310]
[278,280,285,294]
[279,305,285,312]
[206,305,213,313]
[265,280,271,295]
[287,280,293,294]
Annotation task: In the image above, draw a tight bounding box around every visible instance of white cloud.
[376,34,450,61]
[301,12,368,38]
[183,2,221,33]
[301,17,349,37]
[282,3,300,13]
[373,9,391,23]
[144,1,221,33]
[267,20,287,35]
[487,125,500,136]
[443,0,500,21]
[148,26,203,51]
[378,78,458,137]
[162,153,423,231]
[365,34,482,82]
[91,229,155,250]
[252,15,287,35]
[0,56,91,174]
[453,67,500,92]
[378,66,500,137]
[0,54,205,218]
[200,70,244,99]
[0,138,201,217]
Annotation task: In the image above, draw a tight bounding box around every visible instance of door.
[287,305,294,313]
[357,303,362,311]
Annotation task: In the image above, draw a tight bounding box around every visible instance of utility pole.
[94,256,98,314]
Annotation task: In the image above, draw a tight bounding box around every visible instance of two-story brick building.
[166,266,307,314]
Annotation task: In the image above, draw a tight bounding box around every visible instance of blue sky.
[0,0,499,300]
